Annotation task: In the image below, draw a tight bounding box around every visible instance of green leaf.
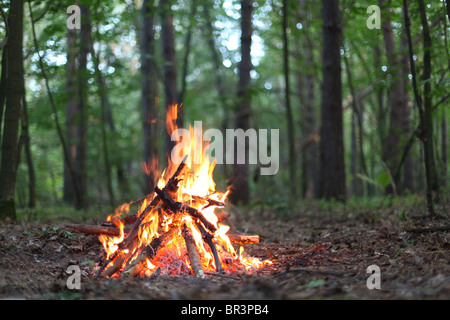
[307,279,325,288]
[376,171,391,188]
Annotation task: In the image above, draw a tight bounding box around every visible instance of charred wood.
[182,224,206,278]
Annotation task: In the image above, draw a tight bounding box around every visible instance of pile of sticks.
[63,157,259,278]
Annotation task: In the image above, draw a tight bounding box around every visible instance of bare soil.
[0,200,449,300]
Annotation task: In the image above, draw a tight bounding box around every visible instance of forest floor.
[0,197,449,300]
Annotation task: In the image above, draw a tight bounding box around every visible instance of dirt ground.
[0,199,449,300]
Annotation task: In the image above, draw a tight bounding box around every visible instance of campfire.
[64,105,270,278]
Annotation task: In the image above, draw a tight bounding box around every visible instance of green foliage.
[376,171,392,188]
[1,0,447,218]
[297,278,325,290]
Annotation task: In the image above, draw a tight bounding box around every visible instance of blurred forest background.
[0,0,448,221]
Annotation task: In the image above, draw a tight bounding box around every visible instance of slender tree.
[318,0,346,201]
[73,4,91,209]
[400,34,414,193]
[379,0,407,193]
[63,4,90,209]
[0,5,8,145]
[446,0,450,20]
[203,3,231,178]
[64,12,79,205]
[29,1,82,209]
[0,48,7,146]
[229,0,253,205]
[282,0,297,201]
[416,0,439,202]
[442,107,447,192]
[21,76,35,208]
[0,0,23,220]
[142,0,160,194]
[178,0,197,105]
[343,49,367,197]
[90,17,115,206]
[160,0,180,156]
[402,0,439,215]
[295,0,319,199]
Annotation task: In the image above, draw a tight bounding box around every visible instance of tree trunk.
[89,17,115,207]
[178,0,197,105]
[282,0,297,201]
[21,77,35,208]
[374,43,386,151]
[160,0,180,156]
[350,105,358,196]
[343,51,367,197]
[417,0,439,203]
[295,0,319,199]
[442,107,447,191]
[379,0,405,194]
[28,1,81,208]
[142,0,160,194]
[446,0,450,21]
[203,4,230,178]
[403,0,438,215]
[305,72,318,199]
[228,0,253,206]
[73,4,91,210]
[318,0,346,201]
[0,47,7,145]
[64,5,90,210]
[400,34,414,193]
[0,0,23,220]
[64,23,78,205]
[103,46,129,199]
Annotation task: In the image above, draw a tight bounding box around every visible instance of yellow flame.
[99,103,270,276]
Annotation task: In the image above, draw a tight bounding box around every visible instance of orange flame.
[99,104,271,277]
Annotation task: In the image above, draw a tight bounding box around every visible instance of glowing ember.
[98,105,271,278]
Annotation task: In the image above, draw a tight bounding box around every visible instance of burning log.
[64,224,123,237]
[193,221,221,272]
[122,225,180,277]
[189,195,225,209]
[60,105,272,279]
[227,234,259,245]
[118,156,187,247]
[102,199,227,228]
[97,157,188,276]
[62,222,258,247]
[154,186,217,233]
[100,237,139,278]
[105,214,138,227]
[182,224,206,278]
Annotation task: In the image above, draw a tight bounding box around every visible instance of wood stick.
[216,245,234,265]
[100,237,140,278]
[189,195,225,209]
[182,224,206,278]
[105,214,138,227]
[122,226,180,277]
[102,194,154,227]
[194,221,222,272]
[63,223,259,246]
[64,224,123,237]
[124,155,188,248]
[98,156,188,276]
[227,234,259,245]
[155,186,217,233]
